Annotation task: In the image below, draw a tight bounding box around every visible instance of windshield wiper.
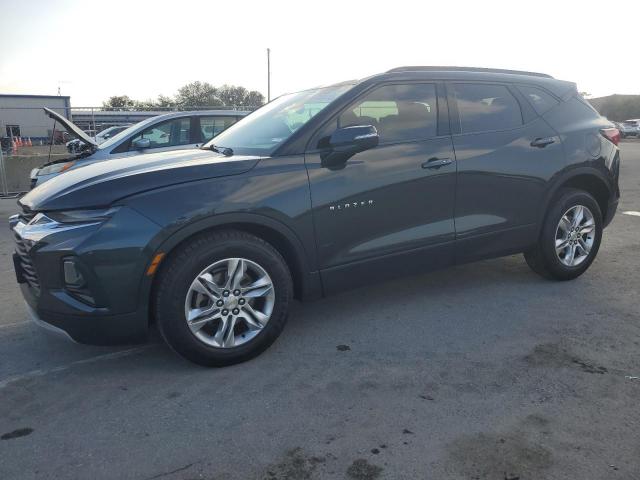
[208,144,234,157]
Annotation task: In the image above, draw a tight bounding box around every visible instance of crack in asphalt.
[143,462,195,480]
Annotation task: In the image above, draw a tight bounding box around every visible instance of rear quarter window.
[517,85,559,115]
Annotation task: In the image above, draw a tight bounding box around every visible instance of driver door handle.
[530,137,555,148]
[422,157,452,169]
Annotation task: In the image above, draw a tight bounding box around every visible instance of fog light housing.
[63,258,85,287]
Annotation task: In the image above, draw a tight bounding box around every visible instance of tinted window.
[339,84,438,143]
[129,118,191,151]
[454,84,522,133]
[199,116,237,142]
[517,85,559,115]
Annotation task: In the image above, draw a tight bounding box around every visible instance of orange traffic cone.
[11,139,17,154]
[17,137,23,147]
[27,137,32,147]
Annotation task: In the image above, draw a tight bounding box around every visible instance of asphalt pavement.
[1,142,639,479]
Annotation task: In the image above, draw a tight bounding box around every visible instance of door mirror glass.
[133,138,150,150]
[322,125,379,168]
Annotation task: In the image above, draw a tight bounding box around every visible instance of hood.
[44,107,98,148]
[20,148,261,211]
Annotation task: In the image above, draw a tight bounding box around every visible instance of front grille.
[13,231,40,295]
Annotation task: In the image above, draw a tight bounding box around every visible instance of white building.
[0,94,71,140]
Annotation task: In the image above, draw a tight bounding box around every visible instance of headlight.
[44,207,119,224]
[37,161,76,176]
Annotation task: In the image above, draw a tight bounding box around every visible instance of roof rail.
[386,66,553,79]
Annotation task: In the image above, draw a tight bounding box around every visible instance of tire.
[154,230,293,366]
[524,188,603,281]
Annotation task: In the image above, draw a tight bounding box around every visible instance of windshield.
[98,119,150,149]
[96,126,121,139]
[203,84,354,156]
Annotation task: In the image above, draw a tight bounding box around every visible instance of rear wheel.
[524,189,602,280]
[155,230,293,366]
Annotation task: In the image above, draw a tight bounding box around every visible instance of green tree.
[175,81,222,108]
[155,94,175,108]
[217,85,265,106]
[244,90,265,107]
[102,95,137,110]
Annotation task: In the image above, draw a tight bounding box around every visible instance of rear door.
[448,82,565,262]
[305,82,457,293]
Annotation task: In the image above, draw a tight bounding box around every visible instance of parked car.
[11,66,620,366]
[66,125,131,153]
[31,109,250,187]
[620,119,640,138]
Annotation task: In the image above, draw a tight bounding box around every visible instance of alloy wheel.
[184,258,275,348]
[554,205,596,267]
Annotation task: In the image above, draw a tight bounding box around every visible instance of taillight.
[601,128,620,146]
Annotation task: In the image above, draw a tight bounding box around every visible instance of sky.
[0,0,638,106]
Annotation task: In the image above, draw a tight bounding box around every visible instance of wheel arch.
[541,168,612,227]
[141,213,322,325]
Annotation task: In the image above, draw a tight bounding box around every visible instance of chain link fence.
[0,104,258,196]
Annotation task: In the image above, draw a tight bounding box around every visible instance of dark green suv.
[11,67,621,366]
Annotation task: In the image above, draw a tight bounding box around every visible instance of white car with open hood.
[31,107,250,187]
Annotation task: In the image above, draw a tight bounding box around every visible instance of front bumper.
[21,283,147,344]
[10,207,162,345]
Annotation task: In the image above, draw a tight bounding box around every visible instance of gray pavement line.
[0,321,28,329]
[0,345,154,389]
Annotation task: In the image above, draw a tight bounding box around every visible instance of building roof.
[0,94,70,99]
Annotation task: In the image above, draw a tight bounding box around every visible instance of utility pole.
[267,48,271,102]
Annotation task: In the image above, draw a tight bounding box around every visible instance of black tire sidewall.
[156,233,292,366]
[539,190,603,279]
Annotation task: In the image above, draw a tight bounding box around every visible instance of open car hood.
[44,107,98,148]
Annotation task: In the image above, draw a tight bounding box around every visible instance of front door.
[305,82,457,293]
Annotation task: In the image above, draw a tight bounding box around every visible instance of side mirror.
[133,138,150,150]
[321,125,379,169]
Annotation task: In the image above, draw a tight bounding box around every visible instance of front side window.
[454,83,523,133]
[129,118,191,151]
[199,116,237,142]
[202,84,354,156]
[517,85,559,115]
[339,83,438,144]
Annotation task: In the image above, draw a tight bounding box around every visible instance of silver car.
[66,125,131,153]
[32,108,249,187]
[620,119,640,138]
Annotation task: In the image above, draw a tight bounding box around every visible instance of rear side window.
[453,83,523,133]
[517,85,559,115]
[199,116,237,142]
[339,83,438,144]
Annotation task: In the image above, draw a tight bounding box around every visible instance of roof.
[386,66,553,78]
[358,66,575,99]
[0,93,71,99]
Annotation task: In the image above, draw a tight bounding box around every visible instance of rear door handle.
[422,157,452,169]
[530,137,555,148]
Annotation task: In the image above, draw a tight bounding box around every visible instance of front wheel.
[154,230,293,366]
[524,189,603,281]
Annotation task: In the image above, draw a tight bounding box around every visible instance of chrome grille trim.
[12,230,41,295]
